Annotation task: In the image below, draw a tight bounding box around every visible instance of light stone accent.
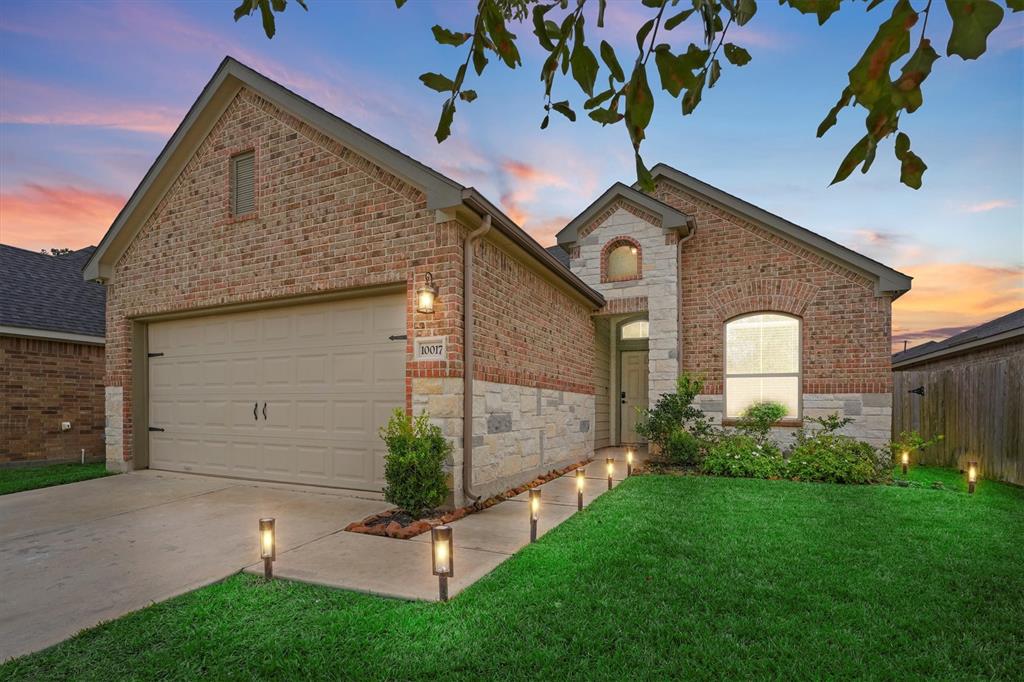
[695,393,892,448]
[570,207,679,406]
[104,386,131,472]
[411,377,594,507]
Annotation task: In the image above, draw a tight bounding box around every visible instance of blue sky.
[0,0,1021,346]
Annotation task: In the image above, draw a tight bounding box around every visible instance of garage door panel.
[149,293,405,491]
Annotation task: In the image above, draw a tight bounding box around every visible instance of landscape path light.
[416,272,438,314]
[967,461,978,494]
[626,448,634,476]
[259,517,276,580]
[607,456,614,491]
[529,489,541,543]
[576,468,585,511]
[431,525,453,601]
[901,451,909,475]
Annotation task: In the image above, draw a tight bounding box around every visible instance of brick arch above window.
[709,278,818,322]
[600,236,643,283]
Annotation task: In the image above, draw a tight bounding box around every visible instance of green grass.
[0,462,112,496]
[2,467,1021,680]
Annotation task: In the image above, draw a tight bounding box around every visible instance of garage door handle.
[253,402,258,421]
[263,402,268,420]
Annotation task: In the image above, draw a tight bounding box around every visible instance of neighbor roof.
[545,245,570,268]
[645,164,913,298]
[0,245,105,342]
[892,308,1024,368]
[83,57,604,308]
[556,182,696,245]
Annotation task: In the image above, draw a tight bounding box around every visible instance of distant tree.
[41,248,74,256]
[233,0,1021,191]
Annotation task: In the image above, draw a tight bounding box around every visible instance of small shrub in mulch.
[345,459,592,540]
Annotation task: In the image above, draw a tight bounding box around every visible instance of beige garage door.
[148,293,406,490]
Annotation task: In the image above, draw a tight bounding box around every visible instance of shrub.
[786,434,887,484]
[662,429,701,466]
[379,409,451,518]
[735,401,787,444]
[886,430,944,464]
[702,434,785,479]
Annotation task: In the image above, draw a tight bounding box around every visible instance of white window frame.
[723,312,802,421]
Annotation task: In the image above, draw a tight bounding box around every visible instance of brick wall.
[653,180,893,395]
[0,335,105,464]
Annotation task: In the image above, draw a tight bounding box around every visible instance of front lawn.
[2,468,1021,680]
[0,462,112,496]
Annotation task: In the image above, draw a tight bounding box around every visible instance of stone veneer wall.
[570,204,679,406]
[695,393,893,448]
[413,377,593,503]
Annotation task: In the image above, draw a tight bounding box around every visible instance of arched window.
[602,238,641,282]
[620,320,649,340]
[724,313,800,419]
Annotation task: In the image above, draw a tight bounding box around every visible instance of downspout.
[676,223,696,386]
[462,213,492,505]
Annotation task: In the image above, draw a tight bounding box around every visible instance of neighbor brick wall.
[105,87,463,467]
[0,335,104,464]
[654,180,894,395]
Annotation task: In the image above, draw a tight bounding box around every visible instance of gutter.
[462,214,492,505]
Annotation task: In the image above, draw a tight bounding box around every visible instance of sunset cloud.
[960,199,1016,213]
[0,184,124,251]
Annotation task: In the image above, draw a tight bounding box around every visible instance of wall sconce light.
[576,468,585,511]
[901,451,909,475]
[626,448,634,476]
[967,461,977,494]
[417,272,438,314]
[629,245,638,255]
[431,524,453,601]
[607,456,614,491]
[259,517,276,580]
[529,489,541,543]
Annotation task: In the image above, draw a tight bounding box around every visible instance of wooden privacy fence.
[892,339,1024,486]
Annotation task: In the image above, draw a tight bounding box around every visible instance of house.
[86,57,909,506]
[1,245,106,464]
[892,308,1023,485]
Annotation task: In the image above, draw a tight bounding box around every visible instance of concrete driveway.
[0,470,389,662]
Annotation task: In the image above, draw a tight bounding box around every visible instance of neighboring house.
[892,309,1023,485]
[1,245,106,465]
[86,57,908,506]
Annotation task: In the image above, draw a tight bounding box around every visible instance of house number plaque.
[414,336,447,361]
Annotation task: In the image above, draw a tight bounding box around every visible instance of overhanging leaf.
[894,132,927,188]
[435,100,455,143]
[432,25,471,46]
[894,39,939,112]
[817,87,852,137]
[946,0,1005,60]
[551,100,577,121]
[625,64,654,146]
[830,134,871,185]
[419,72,455,93]
[723,43,751,66]
[601,41,625,82]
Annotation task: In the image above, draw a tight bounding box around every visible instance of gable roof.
[82,57,603,308]
[892,308,1024,368]
[0,245,105,342]
[647,164,913,298]
[546,245,570,268]
[556,182,695,245]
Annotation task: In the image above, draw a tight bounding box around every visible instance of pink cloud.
[961,199,1016,213]
[0,184,124,251]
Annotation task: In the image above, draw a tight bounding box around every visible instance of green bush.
[702,434,785,479]
[786,434,887,484]
[663,429,701,466]
[380,409,451,518]
[735,401,787,444]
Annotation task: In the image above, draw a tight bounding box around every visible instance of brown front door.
[620,350,649,444]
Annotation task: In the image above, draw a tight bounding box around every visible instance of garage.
[147,293,406,490]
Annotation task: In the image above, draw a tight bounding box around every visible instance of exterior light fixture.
[967,461,978,494]
[431,524,453,601]
[607,456,614,491]
[901,451,909,475]
[259,517,276,580]
[629,245,638,255]
[576,468,585,511]
[626,448,634,476]
[529,489,541,543]
[416,272,438,314]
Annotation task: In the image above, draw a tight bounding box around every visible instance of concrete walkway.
[244,447,637,600]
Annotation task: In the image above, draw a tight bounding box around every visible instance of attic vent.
[231,151,255,216]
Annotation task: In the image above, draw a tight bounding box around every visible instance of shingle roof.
[545,245,570,268]
[892,308,1024,366]
[0,245,106,338]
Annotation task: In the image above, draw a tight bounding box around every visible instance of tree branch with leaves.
[234,0,1022,191]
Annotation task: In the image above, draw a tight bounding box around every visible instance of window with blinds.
[725,313,800,418]
[231,151,255,216]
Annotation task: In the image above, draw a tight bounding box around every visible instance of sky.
[0,0,1021,352]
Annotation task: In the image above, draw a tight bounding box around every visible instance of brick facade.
[1,336,105,464]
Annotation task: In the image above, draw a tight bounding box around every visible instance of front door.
[620,350,649,444]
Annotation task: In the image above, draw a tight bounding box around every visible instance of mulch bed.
[344,459,592,540]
